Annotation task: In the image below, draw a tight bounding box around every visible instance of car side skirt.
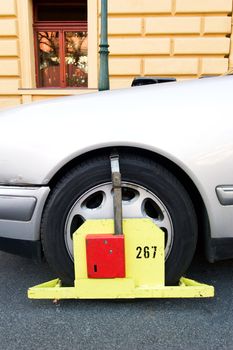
[0,186,50,241]
[207,237,233,262]
[0,237,42,261]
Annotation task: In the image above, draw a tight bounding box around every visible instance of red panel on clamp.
[86,234,125,278]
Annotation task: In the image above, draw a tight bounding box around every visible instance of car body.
[0,75,233,283]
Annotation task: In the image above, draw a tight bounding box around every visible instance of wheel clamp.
[28,153,214,300]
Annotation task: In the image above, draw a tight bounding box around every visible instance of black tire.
[41,153,197,285]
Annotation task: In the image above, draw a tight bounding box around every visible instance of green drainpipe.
[98,0,110,91]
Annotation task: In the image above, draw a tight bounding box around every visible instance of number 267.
[136,246,157,259]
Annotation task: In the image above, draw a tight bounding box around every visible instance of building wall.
[0,0,232,109]
[0,0,98,109]
[107,0,232,88]
[0,0,21,108]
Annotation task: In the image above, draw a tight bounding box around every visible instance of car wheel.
[41,153,197,285]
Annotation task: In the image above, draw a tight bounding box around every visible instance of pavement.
[0,251,232,350]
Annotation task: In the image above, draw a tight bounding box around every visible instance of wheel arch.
[47,146,210,259]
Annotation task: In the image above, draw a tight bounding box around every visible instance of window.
[33,0,88,88]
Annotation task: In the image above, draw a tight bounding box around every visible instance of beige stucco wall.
[0,0,232,109]
[107,0,232,88]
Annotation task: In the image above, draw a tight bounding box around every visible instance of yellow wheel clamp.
[28,153,214,300]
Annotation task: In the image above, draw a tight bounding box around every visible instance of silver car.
[0,75,232,285]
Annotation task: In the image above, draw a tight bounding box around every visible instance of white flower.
[79,56,88,64]
[51,56,60,63]
[66,56,75,64]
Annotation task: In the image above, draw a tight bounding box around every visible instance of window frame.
[34,21,88,88]
[17,0,98,96]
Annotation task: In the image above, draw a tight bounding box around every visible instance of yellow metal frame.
[28,219,214,300]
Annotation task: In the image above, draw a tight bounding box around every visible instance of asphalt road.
[0,251,232,350]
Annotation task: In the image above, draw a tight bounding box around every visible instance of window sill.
[18,88,98,96]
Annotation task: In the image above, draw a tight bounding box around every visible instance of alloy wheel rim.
[64,182,174,260]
